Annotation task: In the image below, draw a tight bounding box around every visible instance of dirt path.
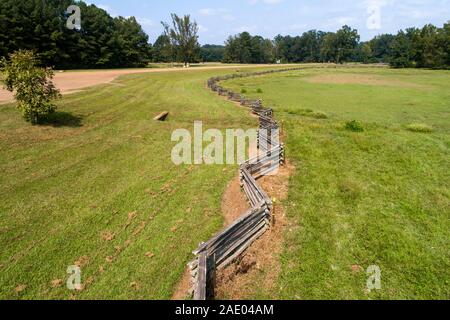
[0,64,293,104]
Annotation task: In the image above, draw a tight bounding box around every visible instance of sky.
[86,0,450,44]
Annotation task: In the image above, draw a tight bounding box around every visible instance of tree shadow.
[40,112,84,127]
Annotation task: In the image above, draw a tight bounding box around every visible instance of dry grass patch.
[406,123,434,133]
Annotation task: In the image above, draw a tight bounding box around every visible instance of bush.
[256,88,263,93]
[0,50,61,124]
[345,120,364,132]
[406,123,433,133]
[240,88,247,94]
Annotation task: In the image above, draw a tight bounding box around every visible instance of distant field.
[1,65,448,300]
[221,67,450,299]
[0,63,292,104]
[147,62,225,69]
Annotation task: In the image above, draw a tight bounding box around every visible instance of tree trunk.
[32,114,38,125]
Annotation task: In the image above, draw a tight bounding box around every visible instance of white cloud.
[198,8,217,16]
[198,25,209,33]
[97,4,118,17]
[136,17,154,27]
[234,25,258,33]
[287,23,308,31]
[221,14,236,22]
[249,0,284,5]
[97,4,110,11]
[337,16,355,25]
[198,8,235,21]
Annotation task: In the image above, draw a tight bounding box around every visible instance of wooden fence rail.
[191,67,303,300]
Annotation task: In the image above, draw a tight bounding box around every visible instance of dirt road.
[0,64,293,104]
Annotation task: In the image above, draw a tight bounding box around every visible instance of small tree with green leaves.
[0,50,61,124]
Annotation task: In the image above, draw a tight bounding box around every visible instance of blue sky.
[86,0,450,44]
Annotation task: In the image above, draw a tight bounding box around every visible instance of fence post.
[194,252,207,300]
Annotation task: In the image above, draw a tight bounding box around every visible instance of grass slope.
[0,67,267,299]
[222,67,450,299]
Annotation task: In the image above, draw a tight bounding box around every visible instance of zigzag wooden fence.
[190,67,302,300]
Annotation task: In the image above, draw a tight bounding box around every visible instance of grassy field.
[221,66,450,299]
[1,65,449,300]
[0,66,267,299]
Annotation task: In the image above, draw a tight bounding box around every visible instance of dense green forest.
[0,0,152,69]
[0,0,448,69]
[200,45,225,62]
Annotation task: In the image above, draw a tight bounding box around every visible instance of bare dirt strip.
[0,64,294,104]
[172,74,295,300]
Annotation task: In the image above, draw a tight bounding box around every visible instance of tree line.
[0,0,218,68]
[223,23,449,69]
[0,0,448,69]
[0,0,152,69]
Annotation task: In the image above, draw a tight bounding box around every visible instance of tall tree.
[355,42,373,64]
[236,31,253,63]
[162,14,200,66]
[153,34,173,62]
[443,22,450,67]
[320,32,336,62]
[301,30,324,62]
[274,34,288,62]
[224,32,274,64]
[223,35,239,63]
[369,34,395,63]
[415,24,446,68]
[334,25,360,63]
[111,16,152,67]
[389,29,416,68]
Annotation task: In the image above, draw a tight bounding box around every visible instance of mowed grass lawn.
[222,67,450,300]
[0,67,267,299]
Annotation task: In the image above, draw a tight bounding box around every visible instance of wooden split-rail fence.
[190,67,303,300]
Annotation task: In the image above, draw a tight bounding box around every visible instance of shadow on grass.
[40,112,83,127]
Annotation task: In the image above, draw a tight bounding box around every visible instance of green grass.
[222,67,450,299]
[0,66,275,299]
[1,65,449,300]
[146,62,226,69]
